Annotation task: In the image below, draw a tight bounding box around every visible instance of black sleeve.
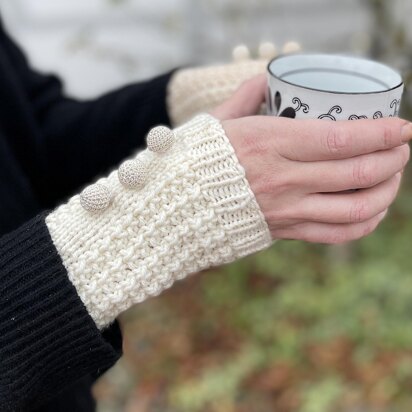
[0,213,122,411]
[0,23,175,206]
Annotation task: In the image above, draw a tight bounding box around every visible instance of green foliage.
[299,377,344,412]
[170,347,264,411]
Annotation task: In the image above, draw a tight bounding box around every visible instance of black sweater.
[0,19,174,411]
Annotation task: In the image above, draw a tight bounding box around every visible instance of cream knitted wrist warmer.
[46,114,272,329]
[167,60,268,126]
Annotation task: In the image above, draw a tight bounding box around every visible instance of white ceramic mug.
[267,54,404,120]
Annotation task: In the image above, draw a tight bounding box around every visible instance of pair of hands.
[211,75,411,244]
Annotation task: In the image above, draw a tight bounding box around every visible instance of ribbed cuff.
[177,114,272,258]
[0,214,122,411]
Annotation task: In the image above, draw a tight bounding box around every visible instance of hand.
[168,41,300,126]
[212,78,411,244]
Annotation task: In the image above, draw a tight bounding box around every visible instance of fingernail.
[379,210,388,219]
[401,122,412,142]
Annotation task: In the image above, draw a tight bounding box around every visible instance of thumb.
[210,74,267,121]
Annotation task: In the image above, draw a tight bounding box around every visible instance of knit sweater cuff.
[46,114,272,329]
[178,115,271,257]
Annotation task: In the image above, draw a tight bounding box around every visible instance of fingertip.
[212,75,268,120]
[401,122,412,143]
[374,117,412,145]
[240,73,267,89]
[236,75,267,102]
[344,117,411,151]
[378,209,388,220]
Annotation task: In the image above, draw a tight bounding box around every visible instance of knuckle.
[328,221,374,245]
[265,207,295,226]
[257,167,295,195]
[255,177,277,197]
[382,125,395,149]
[324,214,383,245]
[349,199,370,223]
[324,228,348,245]
[253,172,276,195]
[352,158,375,187]
[242,133,269,157]
[324,125,351,156]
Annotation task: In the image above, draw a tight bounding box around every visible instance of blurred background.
[2,0,412,411]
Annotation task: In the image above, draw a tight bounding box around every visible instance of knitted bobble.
[147,126,175,153]
[282,41,301,54]
[258,42,277,60]
[118,159,148,189]
[80,183,112,212]
[232,44,250,62]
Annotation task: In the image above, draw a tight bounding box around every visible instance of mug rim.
[267,53,404,96]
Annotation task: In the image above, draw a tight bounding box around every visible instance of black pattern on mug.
[273,91,296,118]
[348,114,368,120]
[280,107,296,118]
[390,99,401,117]
[373,111,383,119]
[266,87,273,114]
[318,105,342,121]
[274,91,281,115]
[292,97,310,113]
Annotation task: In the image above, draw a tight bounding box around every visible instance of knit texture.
[0,214,122,411]
[167,60,267,126]
[46,114,272,329]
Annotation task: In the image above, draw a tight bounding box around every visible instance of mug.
[267,53,404,120]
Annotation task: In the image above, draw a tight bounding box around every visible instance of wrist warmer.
[167,60,267,126]
[45,114,272,329]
